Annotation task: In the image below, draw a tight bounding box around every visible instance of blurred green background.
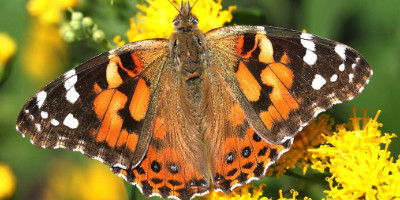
[0,0,399,199]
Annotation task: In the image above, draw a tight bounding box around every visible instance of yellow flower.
[0,163,17,199]
[277,189,312,200]
[200,184,270,200]
[43,160,127,200]
[309,110,400,200]
[124,0,236,42]
[0,33,17,68]
[200,184,311,200]
[24,0,78,81]
[22,21,67,81]
[113,35,126,47]
[27,0,78,25]
[268,114,334,177]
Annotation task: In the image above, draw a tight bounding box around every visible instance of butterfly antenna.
[167,0,180,14]
[189,0,199,13]
[180,1,185,14]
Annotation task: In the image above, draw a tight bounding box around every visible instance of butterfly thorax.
[167,2,210,129]
[169,2,207,78]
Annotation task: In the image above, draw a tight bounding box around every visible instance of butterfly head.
[172,1,199,32]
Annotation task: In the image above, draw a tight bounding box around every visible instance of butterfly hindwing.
[200,62,290,192]
[16,39,169,169]
[112,55,210,200]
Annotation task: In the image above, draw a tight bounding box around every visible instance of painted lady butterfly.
[16,1,372,199]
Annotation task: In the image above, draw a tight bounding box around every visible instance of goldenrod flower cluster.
[201,184,310,200]
[310,110,400,199]
[115,0,236,44]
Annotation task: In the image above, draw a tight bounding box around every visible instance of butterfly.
[16,1,372,200]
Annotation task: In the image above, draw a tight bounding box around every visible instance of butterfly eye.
[189,16,198,25]
[173,18,181,26]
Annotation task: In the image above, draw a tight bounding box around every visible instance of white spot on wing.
[339,63,345,71]
[300,32,313,40]
[93,156,105,163]
[332,100,342,105]
[51,119,60,126]
[313,108,326,118]
[73,147,85,154]
[64,69,76,78]
[24,109,29,114]
[300,33,315,50]
[328,93,335,98]
[312,74,326,90]
[54,136,67,149]
[301,33,317,65]
[41,111,48,119]
[36,91,47,109]
[351,63,357,69]
[113,163,127,170]
[303,50,317,65]
[35,123,42,132]
[311,102,318,108]
[54,145,66,149]
[64,74,77,89]
[64,70,80,104]
[73,140,86,154]
[330,74,338,82]
[335,44,347,60]
[358,86,365,93]
[349,73,354,82]
[63,114,79,129]
[66,87,80,103]
[347,95,355,101]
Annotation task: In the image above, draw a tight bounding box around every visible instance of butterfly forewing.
[16,39,169,169]
[207,25,372,144]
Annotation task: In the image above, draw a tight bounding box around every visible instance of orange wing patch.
[129,53,143,76]
[92,53,147,150]
[153,117,166,139]
[236,62,261,102]
[129,78,150,121]
[116,129,129,148]
[260,52,299,127]
[228,103,245,127]
[93,90,127,146]
[106,56,124,88]
[125,146,207,199]
[126,131,139,152]
[213,126,287,192]
[236,34,274,64]
[91,86,140,150]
